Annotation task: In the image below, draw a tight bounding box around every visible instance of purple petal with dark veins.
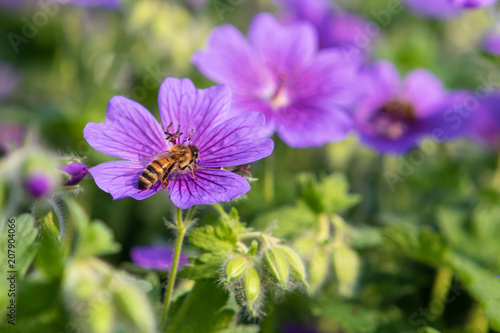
[158,78,232,145]
[84,96,168,161]
[198,112,274,168]
[168,168,251,209]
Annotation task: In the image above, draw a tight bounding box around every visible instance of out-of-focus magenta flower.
[0,0,120,9]
[131,245,189,271]
[60,161,88,186]
[193,13,360,148]
[24,172,55,198]
[0,62,20,101]
[404,0,463,18]
[481,27,500,56]
[467,92,500,148]
[0,123,25,156]
[354,60,469,154]
[451,0,498,8]
[84,78,273,209]
[274,0,370,51]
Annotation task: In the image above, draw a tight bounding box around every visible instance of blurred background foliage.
[1,0,500,332]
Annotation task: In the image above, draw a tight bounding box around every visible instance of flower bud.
[309,248,329,295]
[225,256,247,283]
[244,267,260,313]
[264,248,289,289]
[60,161,88,186]
[279,246,308,288]
[332,245,360,298]
[24,172,55,199]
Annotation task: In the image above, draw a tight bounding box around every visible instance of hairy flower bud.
[244,267,260,313]
[264,248,289,289]
[225,256,247,283]
[24,172,55,199]
[60,161,88,186]
[279,246,308,288]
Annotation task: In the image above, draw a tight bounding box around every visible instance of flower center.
[372,100,417,140]
[260,76,292,110]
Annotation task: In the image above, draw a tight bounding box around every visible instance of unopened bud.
[332,245,360,298]
[309,248,329,294]
[264,248,289,289]
[279,246,308,288]
[60,161,88,186]
[244,267,260,313]
[24,172,55,199]
[225,256,247,283]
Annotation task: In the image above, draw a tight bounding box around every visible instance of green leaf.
[253,202,316,238]
[178,252,227,280]
[447,253,500,330]
[297,173,361,215]
[188,222,238,253]
[166,279,234,333]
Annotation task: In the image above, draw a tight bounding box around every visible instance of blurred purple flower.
[354,60,468,154]
[0,0,120,9]
[131,245,189,271]
[404,0,463,18]
[0,62,20,101]
[451,0,498,8]
[24,172,54,198]
[0,123,25,156]
[60,161,88,186]
[274,0,371,51]
[467,92,500,148]
[84,78,273,209]
[193,13,360,148]
[481,27,500,56]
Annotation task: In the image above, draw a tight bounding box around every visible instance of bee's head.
[189,145,200,164]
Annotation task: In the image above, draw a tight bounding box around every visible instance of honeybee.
[138,123,199,190]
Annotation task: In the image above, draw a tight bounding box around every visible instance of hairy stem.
[161,207,192,328]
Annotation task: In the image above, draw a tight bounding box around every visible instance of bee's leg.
[161,173,169,189]
[187,165,197,180]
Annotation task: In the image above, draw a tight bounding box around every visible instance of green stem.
[161,207,192,328]
[264,152,275,208]
[492,152,500,189]
[429,266,453,320]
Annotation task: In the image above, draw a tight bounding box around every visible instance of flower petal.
[198,112,274,168]
[158,78,233,145]
[248,13,318,73]
[168,168,251,209]
[84,96,167,161]
[89,160,162,200]
[403,69,447,117]
[130,245,189,271]
[192,26,263,94]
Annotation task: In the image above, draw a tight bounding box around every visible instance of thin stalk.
[429,266,453,320]
[492,152,500,189]
[161,207,190,328]
[264,152,275,208]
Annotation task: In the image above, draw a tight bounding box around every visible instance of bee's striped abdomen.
[138,159,169,190]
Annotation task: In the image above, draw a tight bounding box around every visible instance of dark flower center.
[371,100,417,140]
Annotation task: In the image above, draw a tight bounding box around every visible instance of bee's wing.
[139,151,183,162]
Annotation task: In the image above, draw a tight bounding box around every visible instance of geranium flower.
[274,0,370,51]
[131,245,189,271]
[404,0,462,19]
[192,13,360,148]
[451,0,497,8]
[481,27,500,56]
[354,60,468,154]
[84,78,274,209]
[467,92,500,148]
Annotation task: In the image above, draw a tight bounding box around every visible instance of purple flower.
[404,0,463,18]
[274,0,370,51]
[481,27,500,56]
[60,161,88,186]
[192,13,360,148]
[131,245,189,271]
[451,0,498,8]
[467,92,500,148]
[354,60,467,154]
[0,62,20,101]
[0,123,25,156]
[24,172,54,198]
[0,0,120,9]
[84,78,273,209]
